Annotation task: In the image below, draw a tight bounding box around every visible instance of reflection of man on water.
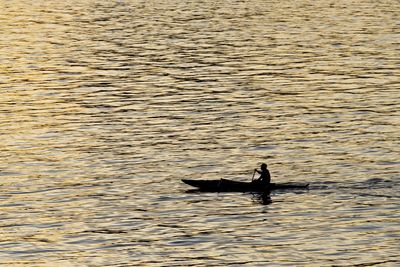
[254,163,271,186]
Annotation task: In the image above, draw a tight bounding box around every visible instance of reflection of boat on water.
[182,179,309,192]
[250,191,273,205]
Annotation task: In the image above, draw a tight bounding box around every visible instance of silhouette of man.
[254,163,271,186]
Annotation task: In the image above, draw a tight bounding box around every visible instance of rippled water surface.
[1,0,399,266]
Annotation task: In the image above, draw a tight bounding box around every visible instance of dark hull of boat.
[182,179,309,192]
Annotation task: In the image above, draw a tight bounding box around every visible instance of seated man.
[254,163,271,186]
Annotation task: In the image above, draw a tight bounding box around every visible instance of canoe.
[182,179,309,192]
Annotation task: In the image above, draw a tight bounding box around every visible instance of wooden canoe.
[182,179,309,192]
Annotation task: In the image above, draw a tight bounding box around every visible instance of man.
[254,163,271,186]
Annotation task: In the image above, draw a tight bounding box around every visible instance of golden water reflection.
[0,0,399,265]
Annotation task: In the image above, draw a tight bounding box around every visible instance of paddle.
[251,169,256,181]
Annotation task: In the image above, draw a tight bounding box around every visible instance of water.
[0,0,399,266]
